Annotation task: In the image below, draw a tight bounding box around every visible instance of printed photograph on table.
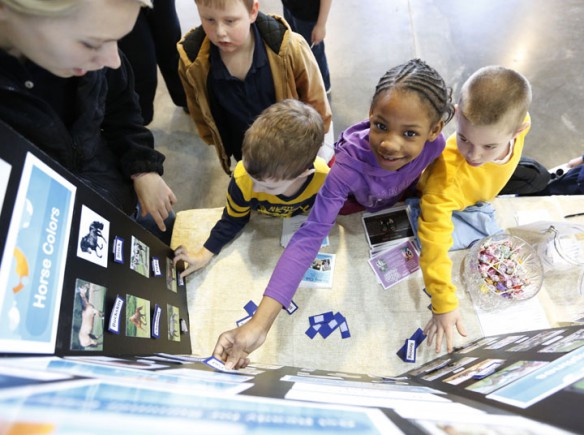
[466,360,549,394]
[69,279,106,351]
[368,240,420,289]
[487,345,584,408]
[130,236,150,278]
[125,294,151,338]
[362,204,414,250]
[568,377,584,395]
[76,205,109,268]
[0,152,75,354]
[165,257,177,292]
[300,252,335,288]
[421,357,478,381]
[538,328,584,353]
[507,329,567,352]
[485,335,526,350]
[167,304,180,342]
[442,359,504,385]
[407,357,452,377]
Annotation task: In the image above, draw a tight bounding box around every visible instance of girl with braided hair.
[212,58,455,369]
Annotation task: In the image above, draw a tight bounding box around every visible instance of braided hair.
[372,59,454,125]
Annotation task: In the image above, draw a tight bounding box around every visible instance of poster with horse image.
[130,236,150,278]
[76,205,109,268]
[167,304,180,342]
[70,279,106,351]
[126,294,151,338]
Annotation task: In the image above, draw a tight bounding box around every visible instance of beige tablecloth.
[171,196,584,375]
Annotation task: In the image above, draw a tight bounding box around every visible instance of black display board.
[404,324,584,433]
[0,120,191,356]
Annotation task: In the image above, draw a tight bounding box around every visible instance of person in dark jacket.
[0,0,176,243]
[118,0,188,124]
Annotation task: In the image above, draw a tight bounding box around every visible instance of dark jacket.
[0,50,165,215]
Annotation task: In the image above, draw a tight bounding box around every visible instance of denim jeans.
[283,7,331,91]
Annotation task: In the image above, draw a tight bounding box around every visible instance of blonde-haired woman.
[0,0,176,243]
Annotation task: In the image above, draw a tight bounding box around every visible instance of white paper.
[474,297,551,337]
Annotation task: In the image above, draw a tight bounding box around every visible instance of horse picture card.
[69,278,106,351]
[126,294,151,339]
[167,304,180,342]
[76,205,110,268]
[165,257,177,292]
[130,236,150,278]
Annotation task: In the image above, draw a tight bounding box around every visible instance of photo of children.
[126,294,151,338]
[70,279,106,351]
[130,236,150,278]
[300,253,335,288]
[167,304,180,342]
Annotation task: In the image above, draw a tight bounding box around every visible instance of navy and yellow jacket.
[204,158,329,254]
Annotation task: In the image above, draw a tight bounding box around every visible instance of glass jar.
[462,234,544,311]
[537,225,584,272]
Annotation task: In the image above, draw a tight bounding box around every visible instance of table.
[171,196,584,375]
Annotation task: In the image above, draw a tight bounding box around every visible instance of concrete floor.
[152,0,584,213]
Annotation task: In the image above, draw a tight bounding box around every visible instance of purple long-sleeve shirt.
[264,120,446,307]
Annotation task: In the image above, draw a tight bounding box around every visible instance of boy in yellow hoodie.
[417,66,533,353]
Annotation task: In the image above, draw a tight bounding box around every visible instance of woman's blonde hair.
[0,0,152,16]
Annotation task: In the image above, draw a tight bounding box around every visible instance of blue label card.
[151,257,162,277]
[152,304,162,339]
[113,236,124,264]
[108,295,124,334]
[243,300,258,316]
[339,320,351,339]
[305,323,322,339]
[309,311,335,325]
[318,314,343,339]
[284,300,298,315]
[177,271,184,287]
[202,356,240,373]
[397,327,427,362]
[236,315,252,327]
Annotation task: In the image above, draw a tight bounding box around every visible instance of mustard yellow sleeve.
[418,190,460,314]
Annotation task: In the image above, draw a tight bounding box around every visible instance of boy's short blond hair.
[195,0,254,11]
[459,66,532,134]
[243,99,324,181]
